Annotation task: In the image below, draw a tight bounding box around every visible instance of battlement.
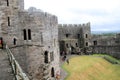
[58,22,90,28]
[27,7,57,21]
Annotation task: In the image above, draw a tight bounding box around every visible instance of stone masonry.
[91,34,120,59]
[58,23,91,55]
[0,0,60,80]
[0,0,120,80]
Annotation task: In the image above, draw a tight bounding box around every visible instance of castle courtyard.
[62,55,120,80]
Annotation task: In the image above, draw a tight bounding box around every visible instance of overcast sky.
[24,0,120,31]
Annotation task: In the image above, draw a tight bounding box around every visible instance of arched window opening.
[51,67,55,77]
[77,34,80,38]
[86,34,88,38]
[76,43,78,47]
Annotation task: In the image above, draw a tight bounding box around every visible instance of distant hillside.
[91,30,120,34]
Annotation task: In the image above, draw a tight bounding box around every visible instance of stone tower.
[0,0,24,44]
[58,22,91,55]
[0,0,60,80]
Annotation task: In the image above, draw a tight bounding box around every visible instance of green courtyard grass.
[62,56,120,80]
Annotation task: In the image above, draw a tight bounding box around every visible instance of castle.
[58,23,91,55]
[0,0,59,80]
[0,0,120,80]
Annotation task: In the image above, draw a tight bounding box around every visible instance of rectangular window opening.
[93,41,97,45]
[86,34,88,38]
[86,42,88,46]
[23,29,27,40]
[66,43,69,48]
[45,51,48,63]
[76,43,78,47]
[78,34,80,38]
[66,33,70,38]
[28,29,31,40]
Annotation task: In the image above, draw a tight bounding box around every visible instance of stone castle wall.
[12,8,60,80]
[91,45,120,59]
[58,22,91,53]
[1,0,120,80]
[58,22,91,44]
[91,34,120,59]
[0,0,60,79]
[0,0,24,45]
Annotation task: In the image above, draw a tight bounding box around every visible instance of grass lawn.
[62,56,120,80]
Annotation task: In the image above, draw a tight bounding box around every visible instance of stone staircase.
[0,49,14,80]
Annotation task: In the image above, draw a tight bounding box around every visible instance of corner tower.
[0,0,24,44]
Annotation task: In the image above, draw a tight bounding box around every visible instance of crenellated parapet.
[27,7,58,24]
[58,22,90,28]
[58,22,91,49]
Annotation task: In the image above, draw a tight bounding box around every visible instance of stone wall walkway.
[0,49,14,80]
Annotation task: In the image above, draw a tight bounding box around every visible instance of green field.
[62,56,120,80]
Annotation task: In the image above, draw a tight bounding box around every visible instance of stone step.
[0,49,15,80]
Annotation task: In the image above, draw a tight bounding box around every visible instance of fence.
[6,45,29,80]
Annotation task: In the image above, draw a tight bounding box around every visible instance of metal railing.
[6,45,29,80]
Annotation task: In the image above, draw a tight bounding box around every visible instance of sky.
[24,0,120,31]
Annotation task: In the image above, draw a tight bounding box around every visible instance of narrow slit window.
[50,52,54,61]
[86,34,88,38]
[7,0,9,6]
[8,17,10,26]
[23,29,27,40]
[28,29,31,40]
[41,32,43,44]
[54,39,56,47]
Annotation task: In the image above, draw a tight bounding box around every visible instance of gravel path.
[60,55,78,80]
[0,49,14,80]
[60,57,68,80]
